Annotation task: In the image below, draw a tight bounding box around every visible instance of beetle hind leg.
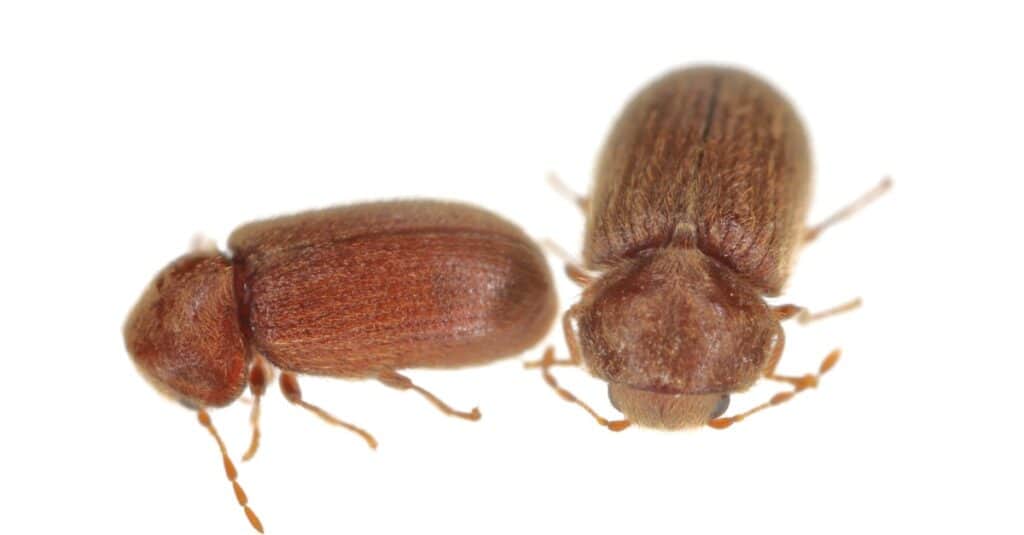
[378,369,481,421]
[803,177,892,244]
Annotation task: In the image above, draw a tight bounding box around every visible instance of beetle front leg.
[524,308,585,369]
[241,354,273,461]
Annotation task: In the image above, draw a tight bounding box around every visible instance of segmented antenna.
[197,409,264,533]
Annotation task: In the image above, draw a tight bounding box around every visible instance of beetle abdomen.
[229,201,557,377]
[584,66,811,294]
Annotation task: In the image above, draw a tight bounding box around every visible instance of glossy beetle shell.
[231,201,558,378]
[585,66,810,294]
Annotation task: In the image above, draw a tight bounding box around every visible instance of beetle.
[530,65,890,431]
[124,200,558,531]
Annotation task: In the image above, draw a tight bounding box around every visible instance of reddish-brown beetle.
[124,200,557,531]
[531,66,889,431]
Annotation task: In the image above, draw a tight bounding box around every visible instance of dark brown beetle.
[531,66,889,431]
[124,200,557,531]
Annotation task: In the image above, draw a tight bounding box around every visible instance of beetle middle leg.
[279,372,378,450]
[803,177,892,244]
[774,298,862,325]
[548,173,590,213]
[541,239,596,287]
[377,369,481,421]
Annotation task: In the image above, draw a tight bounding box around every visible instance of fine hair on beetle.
[529,65,890,432]
[124,200,558,532]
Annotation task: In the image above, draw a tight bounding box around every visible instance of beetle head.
[123,251,248,408]
[570,247,782,429]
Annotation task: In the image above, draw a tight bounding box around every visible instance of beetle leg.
[522,349,578,369]
[278,372,378,450]
[188,233,218,253]
[524,309,585,369]
[541,239,595,287]
[378,369,482,421]
[530,346,631,432]
[241,355,273,461]
[528,309,630,431]
[803,177,892,244]
[547,172,590,213]
[774,297,862,324]
[196,409,264,533]
[564,263,596,286]
[709,349,841,429]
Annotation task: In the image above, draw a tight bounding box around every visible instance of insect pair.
[124,66,890,532]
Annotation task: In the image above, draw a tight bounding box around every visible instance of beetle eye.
[710,395,730,419]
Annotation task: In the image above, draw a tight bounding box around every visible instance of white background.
[1,2,1021,534]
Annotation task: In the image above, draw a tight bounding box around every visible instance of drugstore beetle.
[124,200,558,531]
[530,65,890,431]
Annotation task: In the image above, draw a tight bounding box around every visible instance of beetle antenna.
[530,346,631,432]
[197,409,264,533]
[709,349,841,429]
